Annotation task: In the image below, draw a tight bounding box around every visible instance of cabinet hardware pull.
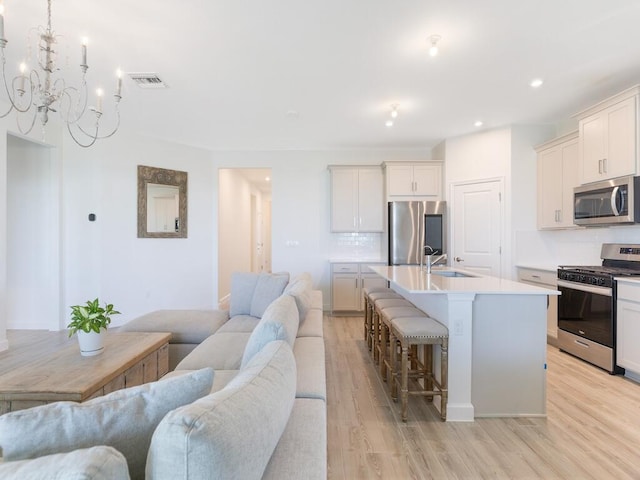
[598,159,602,174]
[603,158,607,173]
[574,339,589,348]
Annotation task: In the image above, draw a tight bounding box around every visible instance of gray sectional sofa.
[0,271,326,480]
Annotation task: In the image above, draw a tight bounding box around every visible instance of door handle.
[611,186,622,216]
[455,257,464,262]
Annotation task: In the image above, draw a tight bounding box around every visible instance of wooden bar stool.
[365,290,403,352]
[389,315,449,422]
[362,287,396,345]
[372,300,415,364]
[374,304,423,376]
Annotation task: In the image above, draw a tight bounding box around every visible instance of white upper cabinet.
[329,166,384,233]
[385,162,443,200]
[536,132,579,229]
[577,87,639,184]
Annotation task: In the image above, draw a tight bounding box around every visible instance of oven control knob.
[598,278,606,286]
[579,275,586,283]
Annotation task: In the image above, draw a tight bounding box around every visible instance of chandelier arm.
[76,108,120,140]
[60,84,89,124]
[0,53,33,114]
[15,107,38,136]
[67,121,99,148]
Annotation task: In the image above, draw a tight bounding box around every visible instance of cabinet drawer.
[617,281,640,302]
[517,268,557,287]
[332,263,359,273]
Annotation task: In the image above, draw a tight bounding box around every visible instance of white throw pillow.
[146,341,296,480]
[283,272,313,320]
[0,446,131,480]
[249,272,290,318]
[0,368,214,480]
[241,294,299,368]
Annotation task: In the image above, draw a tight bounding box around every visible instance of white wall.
[61,132,215,327]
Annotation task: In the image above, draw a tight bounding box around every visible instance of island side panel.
[471,294,547,417]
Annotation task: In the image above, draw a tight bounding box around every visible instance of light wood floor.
[3,323,640,479]
[325,315,640,480]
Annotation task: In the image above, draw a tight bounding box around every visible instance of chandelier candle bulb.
[96,88,103,112]
[81,37,88,66]
[18,62,26,92]
[116,70,122,97]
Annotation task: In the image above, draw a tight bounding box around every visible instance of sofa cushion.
[250,272,290,317]
[262,398,327,480]
[216,314,260,333]
[241,295,300,368]
[297,307,323,338]
[163,368,239,393]
[293,337,327,400]
[146,340,296,480]
[0,368,214,480]
[119,309,229,344]
[174,332,251,371]
[229,272,260,317]
[0,446,131,480]
[284,272,313,320]
[229,271,289,318]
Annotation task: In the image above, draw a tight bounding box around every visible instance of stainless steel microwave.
[574,175,640,226]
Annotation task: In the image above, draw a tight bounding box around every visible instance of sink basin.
[430,270,476,278]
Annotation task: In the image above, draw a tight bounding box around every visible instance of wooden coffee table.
[0,332,171,413]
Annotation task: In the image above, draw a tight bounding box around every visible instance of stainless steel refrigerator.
[388,201,447,265]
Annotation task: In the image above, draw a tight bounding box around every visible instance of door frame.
[449,177,505,278]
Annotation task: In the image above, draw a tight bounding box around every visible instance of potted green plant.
[67,298,120,356]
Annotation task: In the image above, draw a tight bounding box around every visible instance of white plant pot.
[77,330,106,356]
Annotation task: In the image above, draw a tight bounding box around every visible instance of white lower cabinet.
[517,267,558,341]
[616,280,640,374]
[331,262,387,312]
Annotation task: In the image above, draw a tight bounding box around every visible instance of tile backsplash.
[330,232,384,260]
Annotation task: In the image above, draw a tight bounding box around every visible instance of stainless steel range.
[557,243,640,374]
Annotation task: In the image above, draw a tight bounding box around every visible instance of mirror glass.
[138,165,188,238]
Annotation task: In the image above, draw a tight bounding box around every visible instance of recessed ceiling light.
[390,104,399,118]
[474,120,483,127]
[265,176,270,182]
[530,78,544,88]
[385,120,394,127]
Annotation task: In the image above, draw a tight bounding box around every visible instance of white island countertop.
[368,265,559,295]
[367,264,555,422]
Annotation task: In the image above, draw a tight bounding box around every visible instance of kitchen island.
[369,265,559,422]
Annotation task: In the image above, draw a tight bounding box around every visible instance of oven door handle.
[557,279,612,297]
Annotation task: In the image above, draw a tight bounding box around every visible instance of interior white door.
[451,180,502,276]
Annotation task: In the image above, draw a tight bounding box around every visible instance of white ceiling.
[5,0,640,151]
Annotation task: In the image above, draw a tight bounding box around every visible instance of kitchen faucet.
[423,245,447,274]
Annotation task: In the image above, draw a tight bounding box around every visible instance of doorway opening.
[6,134,61,330]
[218,168,272,304]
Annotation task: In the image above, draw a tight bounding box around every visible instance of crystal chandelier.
[0,0,122,147]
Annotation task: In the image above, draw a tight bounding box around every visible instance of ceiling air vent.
[128,73,168,89]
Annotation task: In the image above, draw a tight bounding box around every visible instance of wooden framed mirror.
[137,165,188,238]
